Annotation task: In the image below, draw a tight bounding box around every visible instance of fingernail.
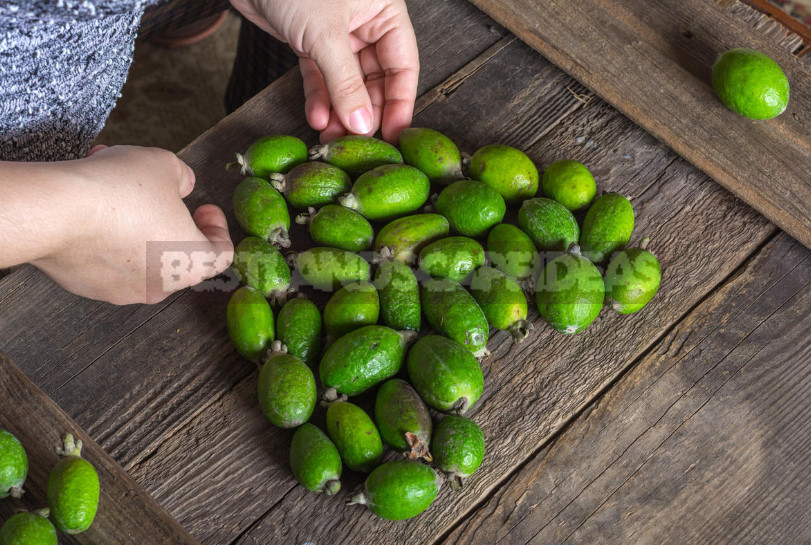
[348,108,372,134]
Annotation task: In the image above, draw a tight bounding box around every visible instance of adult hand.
[230,0,420,143]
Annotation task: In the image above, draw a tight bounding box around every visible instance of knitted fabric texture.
[0,1,157,162]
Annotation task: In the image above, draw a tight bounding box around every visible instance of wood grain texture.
[442,232,811,545]
[467,0,811,248]
[0,352,200,545]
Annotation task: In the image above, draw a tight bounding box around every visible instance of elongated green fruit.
[323,281,380,340]
[226,286,274,362]
[420,278,489,357]
[276,296,322,367]
[233,177,290,247]
[326,401,382,473]
[375,379,432,461]
[518,197,579,252]
[418,236,485,282]
[227,135,307,177]
[296,204,373,252]
[486,223,541,282]
[469,144,538,204]
[309,135,402,178]
[347,460,442,520]
[470,266,533,342]
[0,510,57,545]
[541,159,596,211]
[289,423,342,495]
[269,162,352,210]
[232,236,291,304]
[374,258,421,331]
[579,193,634,264]
[0,429,27,499]
[432,415,485,489]
[374,213,450,265]
[258,342,317,428]
[398,127,464,183]
[604,237,661,314]
[339,164,430,221]
[290,247,371,292]
[435,179,506,237]
[47,434,100,535]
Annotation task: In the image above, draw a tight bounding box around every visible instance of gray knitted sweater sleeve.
[0,1,157,162]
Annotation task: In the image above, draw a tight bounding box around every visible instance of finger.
[179,163,196,198]
[309,27,373,135]
[300,57,331,131]
[86,144,108,157]
[320,109,348,144]
[360,46,386,136]
[193,204,233,252]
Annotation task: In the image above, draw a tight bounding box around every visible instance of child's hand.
[230,0,420,143]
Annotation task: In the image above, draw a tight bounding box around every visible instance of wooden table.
[1,1,810,543]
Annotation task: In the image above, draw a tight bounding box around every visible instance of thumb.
[309,31,373,135]
[193,204,234,272]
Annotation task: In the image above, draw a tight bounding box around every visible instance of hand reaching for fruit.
[229,0,420,144]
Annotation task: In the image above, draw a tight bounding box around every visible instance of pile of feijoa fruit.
[0,429,100,543]
[224,129,661,520]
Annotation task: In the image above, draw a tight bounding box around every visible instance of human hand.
[230,0,420,143]
[30,146,233,305]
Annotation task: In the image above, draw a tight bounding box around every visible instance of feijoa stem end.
[508,320,534,343]
[295,207,317,225]
[398,329,419,346]
[639,237,651,251]
[567,243,582,257]
[269,228,291,249]
[268,173,286,192]
[34,507,50,518]
[452,397,471,415]
[346,490,368,506]
[9,485,24,499]
[338,193,359,211]
[308,144,328,161]
[225,153,244,173]
[320,388,348,407]
[324,479,341,496]
[404,432,433,462]
[55,433,82,458]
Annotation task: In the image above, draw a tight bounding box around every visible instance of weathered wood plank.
[467,0,811,248]
[442,232,811,545]
[0,351,200,545]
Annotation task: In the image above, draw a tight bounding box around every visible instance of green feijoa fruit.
[541,159,596,211]
[228,134,308,177]
[339,164,430,221]
[420,279,489,357]
[47,434,100,535]
[226,286,274,363]
[536,244,604,334]
[374,379,432,460]
[325,401,382,473]
[469,144,539,204]
[0,510,57,545]
[347,460,441,520]
[398,127,464,183]
[289,423,342,495]
[309,135,403,178]
[233,177,291,247]
[470,266,533,342]
[604,237,662,314]
[232,236,291,303]
[579,193,634,264]
[518,197,579,252]
[435,180,506,237]
[712,48,790,120]
[374,258,421,331]
[432,415,485,488]
[323,282,380,340]
[320,325,415,398]
[418,236,485,282]
[291,247,371,292]
[276,296,322,367]
[296,204,373,252]
[258,342,317,428]
[269,162,352,210]
[486,223,541,282]
[374,213,450,265]
[0,429,27,499]
[407,335,484,414]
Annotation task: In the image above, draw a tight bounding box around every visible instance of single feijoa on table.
[374,258,421,331]
[468,144,539,204]
[339,164,430,221]
[47,433,100,535]
[407,335,484,414]
[432,415,485,489]
[325,401,383,473]
[712,48,790,120]
[289,423,342,495]
[579,193,634,264]
[257,341,317,428]
[347,460,442,520]
[541,159,597,211]
[418,236,486,282]
[320,325,415,398]
[227,134,307,177]
[398,127,464,183]
[0,510,57,545]
[323,281,380,340]
[290,247,371,292]
[269,162,352,210]
[374,378,433,461]
[420,278,489,357]
[373,213,450,265]
[309,135,403,178]
[486,223,541,283]
[536,244,605,334]
[275,296,322,367]
[435,179,506,238]
[518,197,579,252]
[232,236,292,304]
[0,429,27,499]
[470,266,533,342]
[232,177,290,248]
[604,237,662,314]
[226,286,274,363]
[296,204,374,252]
